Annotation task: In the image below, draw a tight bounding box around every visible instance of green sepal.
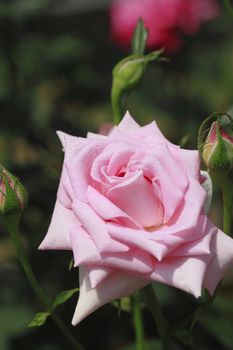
[132,18,148,55]
[198,113,218,155]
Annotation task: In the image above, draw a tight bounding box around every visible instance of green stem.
[222,183,233,235]
[132,292,146,350]
[143,285,170,350]
[3,214,84,350]
[111,84,123,125]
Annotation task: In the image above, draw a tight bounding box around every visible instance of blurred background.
[0,0,233,349]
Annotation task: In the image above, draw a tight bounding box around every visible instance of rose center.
[106,168,164,228]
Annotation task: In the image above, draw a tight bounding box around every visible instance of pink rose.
[110,0,219,53]
[40,113,233,325]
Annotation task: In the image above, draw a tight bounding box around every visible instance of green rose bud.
[198,113,233,235]
[0,166,28,216]
[112,55,147,94]
[202,121,233,173]
[111,50,162,124]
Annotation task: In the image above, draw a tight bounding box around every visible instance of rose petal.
[87,186,141,229]
[117,111,141,132]
[72,199,129,253]
[87,132,107,140]
[204,225,233,294]
[70,226,154,274]
[72,266,148,325]
[149,255,211,297]
[66,140,107,202]
[107,170,164,227]
[132,144,189,222]
[57,166,74,209]
[177,148,200,180]
[160,178,206,239]
[39,200,76,250]
[200,170,213,214]
[88,266,113,288]
[107,222,169,261]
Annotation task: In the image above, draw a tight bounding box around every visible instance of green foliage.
[28,312,50,328]
[52,288,79,310]
[29,288,79,328]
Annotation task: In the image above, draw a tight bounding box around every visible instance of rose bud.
[112,51,161,95]
[111,50,162,122]
[0,166,28,216]
[202,121,233,175]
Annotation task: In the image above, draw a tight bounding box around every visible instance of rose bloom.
[110,0,219,53]
[40,113,233,325]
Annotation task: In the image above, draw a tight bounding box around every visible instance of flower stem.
[143,284,170,350]
[111,84,123,125]
[222,181,233,235]
[132,292,146,350]
[3,214,84,350]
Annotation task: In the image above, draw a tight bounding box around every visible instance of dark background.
[0,0,233,349]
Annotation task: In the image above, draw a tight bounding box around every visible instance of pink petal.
[107,222,169,261]
[57,131,85,153]
[39,200,77,250]
[88,266,113,289]
[72,199,129,253]
[108,215,213,261]
[135,120,172,144]
[117,111,140,132]
[90,143,134,185]
[176,148,200,180]
[160,178,206,239]
[200,171,213,214]
[168,227,214,257]
[57,166,74,209]
[87,132,107,140]
[66,140,107,202]
[107,170,163,227]
[204,225,233,294]
[138,144,189,222]
[87,186,141,229]
[70,226,154,274]
[72,266,148,325]
[149,255,211,297]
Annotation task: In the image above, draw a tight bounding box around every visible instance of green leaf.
[131,18,148,55]
[52,288,79,309]
[28,288,79,328]
[28,312,50,328]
